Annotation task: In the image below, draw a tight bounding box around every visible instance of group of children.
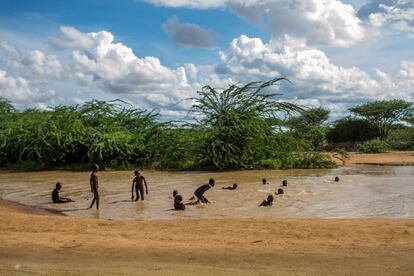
[51,165,216,211]
[257,178,287,207]
[51,164,340,211]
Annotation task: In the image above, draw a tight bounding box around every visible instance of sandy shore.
[334,151,414,166]
[0,199,413,275]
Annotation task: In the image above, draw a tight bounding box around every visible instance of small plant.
[357,139,390,153]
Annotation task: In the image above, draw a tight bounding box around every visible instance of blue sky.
[0,0,261,66]
[0,0,413,119]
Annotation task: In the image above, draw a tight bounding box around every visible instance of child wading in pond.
[88,164,100,210]
[189,178,215,204]
[131,170,148,201]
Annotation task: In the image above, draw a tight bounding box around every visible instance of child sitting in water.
[51,182,73,203]
[173,194,185,211]
[222,183,238,190]
[259,195,274,207]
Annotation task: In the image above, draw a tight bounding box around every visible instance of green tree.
[0,97,15,114]
[191,78,302,169]
[349,100,413,140]
[290,107,330,127]
[327,117,379,143]
[287,107,330,149]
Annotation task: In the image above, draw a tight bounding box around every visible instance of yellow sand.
[345,151,414,165]
[0,199,413,275]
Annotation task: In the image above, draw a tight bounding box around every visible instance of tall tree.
[191,78,302,169]
[287,107,330,149]
[349,100,413,140]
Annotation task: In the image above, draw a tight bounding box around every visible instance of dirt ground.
[0,199,413,275]
[333,151,414,166]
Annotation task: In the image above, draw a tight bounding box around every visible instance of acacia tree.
[287,107,330,149]
[191,78,302,169]
[349,100,413,140]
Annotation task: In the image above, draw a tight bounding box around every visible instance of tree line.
[1,78,413,170]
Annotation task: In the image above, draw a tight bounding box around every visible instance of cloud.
[0,44,63,82]
[141,0,227,9]
[0,69,56,108]
[0,41,20,57]
[397,60,414,88]
[49,26,94,49]
[143,0,365,47]
[163,17,218,48]
[214,34,414,118]
[1,25,413,120]
[357,0,396,18]
[53,26,200,116]
[358,0,414,37]
[217,35,379,94]
[233,0,364,47]
[20,50,63,80]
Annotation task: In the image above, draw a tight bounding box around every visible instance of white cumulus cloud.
[359,0,414,37]
[0,69,56,107]
[214,34,414,118]
[143,0,365,47]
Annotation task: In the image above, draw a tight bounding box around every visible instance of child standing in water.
[88,164,100,210]
[131,170,148,201]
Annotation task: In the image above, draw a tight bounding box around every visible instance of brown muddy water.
[0,165,413,220]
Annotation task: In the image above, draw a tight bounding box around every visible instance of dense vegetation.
[0,79,413,171]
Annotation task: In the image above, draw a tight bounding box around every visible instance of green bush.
[357,139,390,153]
[386,127,414,150]
[328,117,379,143]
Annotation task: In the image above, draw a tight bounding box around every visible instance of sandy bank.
[0,199,413,275]
[333,151,414,166]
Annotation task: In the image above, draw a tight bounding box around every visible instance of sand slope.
[0,199,413,275]
[337,151,414,165]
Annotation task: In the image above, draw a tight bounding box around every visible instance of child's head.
[233,183,238,189]
[134,170,140,176]
[282,180,288,186]
[262,178,267,184]
[173,190,178,197]
[209,178,215,186]
[91,164,99,172]
[334,176,340,182]
[55,182,62,190]
[277,188,284,195]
